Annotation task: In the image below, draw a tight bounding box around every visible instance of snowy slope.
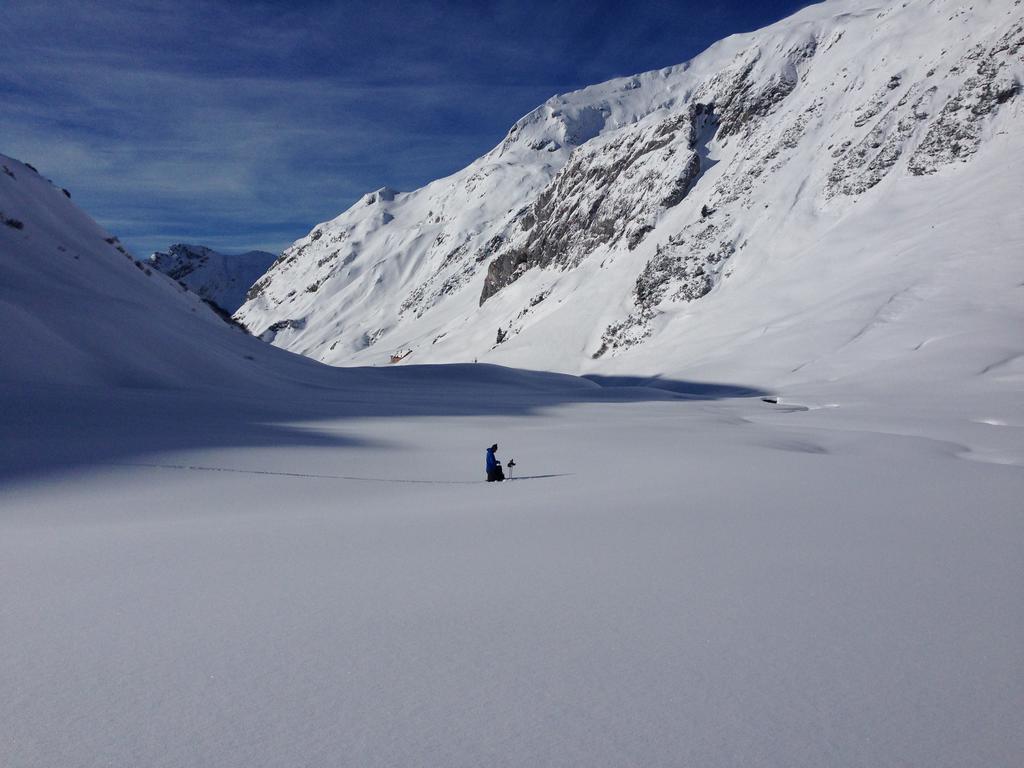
[0,153,351,389]
[236,0,1024,398]
[1,154,246,386]
[148,243,276,314]
[0,152,613,402]
[4,385,1023,768]
[2,4,1024,765]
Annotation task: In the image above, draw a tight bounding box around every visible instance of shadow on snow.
[0,363,768,487]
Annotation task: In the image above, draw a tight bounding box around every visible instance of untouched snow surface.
[3,375,1023,768]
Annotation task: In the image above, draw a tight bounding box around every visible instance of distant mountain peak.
[150,244,276,314]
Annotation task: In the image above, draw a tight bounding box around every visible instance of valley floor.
[2,370,1022,767]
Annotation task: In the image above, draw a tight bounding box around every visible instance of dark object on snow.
[506,458,516,479]
[496,327,507,345]
[202,298,251,334]
[486,444,505,482]
[701,204,715,218]
[761,396,779,404]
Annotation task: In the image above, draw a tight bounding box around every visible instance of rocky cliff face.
[234,0,1023,378]
[479,104,712,305]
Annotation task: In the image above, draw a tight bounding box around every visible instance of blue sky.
[2,0,813,257]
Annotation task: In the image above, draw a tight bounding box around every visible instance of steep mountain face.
[0,154,329,389]
[235,0,1023,393]
[149,244,276,315]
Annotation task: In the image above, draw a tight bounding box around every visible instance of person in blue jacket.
[486,443,505,482]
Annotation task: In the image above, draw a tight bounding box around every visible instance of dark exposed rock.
[829,85,936,196]
[594,222,727,358]
[364,187,397,205]
[909,23,1022,175]
[711,40,812,141]
[660,153,702,209]
[482,251,530,304]
[627,225,655,251]
[481,41,812,309]
[202,299,250,333]
[260,317,306,342]
[995,82,1020,104]
[361,328,387,348]
[528,290,549,308]
[316,251,339,268]
[474,235,505,263]
[853,84,896,128]
[247,274,273,301]
[439,240,470,270]
[150,246,209,281]
[272,319,303,333]
[480,106,712,304]
[399,233,502,318]
[635,245,685,306]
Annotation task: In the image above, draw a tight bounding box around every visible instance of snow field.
[2,385,1022,768]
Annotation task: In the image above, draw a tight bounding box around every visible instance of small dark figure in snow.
[486,443,505,482]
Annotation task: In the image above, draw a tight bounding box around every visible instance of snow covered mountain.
[0,149,627,408]
[0,153,331,389]
[148,243,276,314]
[236,0,1024,396]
